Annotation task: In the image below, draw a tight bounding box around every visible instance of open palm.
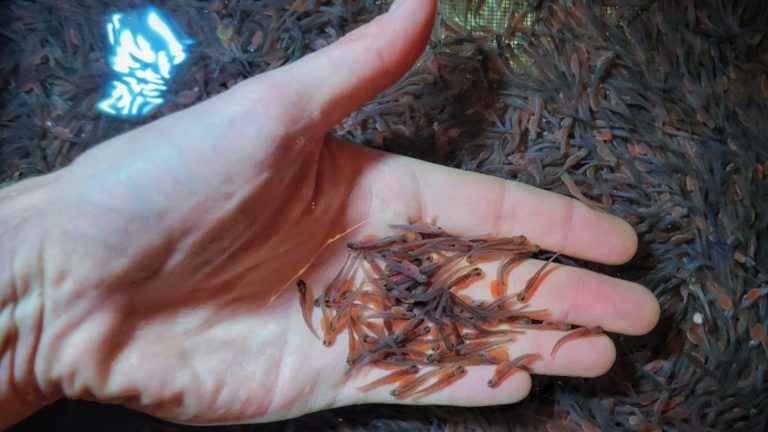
[11,0,658,426]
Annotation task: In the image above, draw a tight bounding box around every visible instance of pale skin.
[0,0,660,428]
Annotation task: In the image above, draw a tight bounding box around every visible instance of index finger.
[409,160,638,265]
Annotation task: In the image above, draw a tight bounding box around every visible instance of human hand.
[0,0,659,427]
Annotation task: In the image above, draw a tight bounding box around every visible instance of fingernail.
[389,0,406,12]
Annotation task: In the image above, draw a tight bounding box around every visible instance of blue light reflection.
[98,7,190,118]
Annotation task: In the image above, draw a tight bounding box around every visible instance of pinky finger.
[353,365,533,407]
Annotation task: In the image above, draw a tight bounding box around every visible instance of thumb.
[239,0,437,132]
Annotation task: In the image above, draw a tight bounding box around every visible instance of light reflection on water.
[97,7,191,118]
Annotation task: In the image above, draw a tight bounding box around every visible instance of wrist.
[0,175,61,428]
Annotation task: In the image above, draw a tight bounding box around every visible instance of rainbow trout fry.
[298,225,560,399]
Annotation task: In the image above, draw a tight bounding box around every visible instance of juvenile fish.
[297,279,318,339]
[357,365,420,392]
[487,353,537,387]
[551,326,604,357]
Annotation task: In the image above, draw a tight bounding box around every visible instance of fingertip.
[567,197,638,265]
[564,335,615,378]
[528,334,616,378]
[592,336,617,377]
[614,218,639,264]
[504,369,533,403]
[633,286,661,336]
[596,213,638,265]
[609,280,660,336]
